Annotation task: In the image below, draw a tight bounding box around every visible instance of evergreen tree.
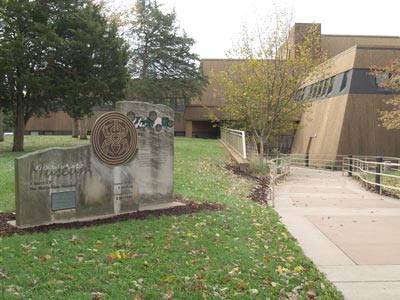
[0,0,64,151]
[0,110,3,142]
[0,0,129,150]
[127,0,207,108]
[55,1,129,139]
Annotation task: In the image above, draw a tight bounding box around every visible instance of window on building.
[340,71,350,92]
[326,77,333,96]
[311,84,317,98]
[295,88,305,102]
[318,80,326,97]
[375,71,390,88]
[304,85,311,100]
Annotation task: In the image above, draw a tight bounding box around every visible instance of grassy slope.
[0,137,343,300]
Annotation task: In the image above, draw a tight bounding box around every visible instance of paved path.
[274,167,400,300]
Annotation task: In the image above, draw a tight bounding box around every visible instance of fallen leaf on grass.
[106,251,127,261]
[91,292,106,299]
[306,290,317,299]
[162,290,174,299]
[249,288,259,295]
[263,256,270,264]
[6,285,21,293]
[40,254,52,263]
[163,275,179,283]
[293,266,304,272]
[236,281,247,290]
[277,265,289,274]
[186,232,198,239]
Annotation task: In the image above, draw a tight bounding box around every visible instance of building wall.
[292,45,400,158]
[321,35,400,58]
[338,94,400,156]
[191,59,237,107]
[25,111,104,134]
[291,95,347,156]
[292,93,400,157]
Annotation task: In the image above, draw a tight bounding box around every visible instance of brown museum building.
[25,23,400,157]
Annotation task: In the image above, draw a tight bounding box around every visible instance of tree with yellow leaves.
[217,11,326,156]
[371,60,400,129]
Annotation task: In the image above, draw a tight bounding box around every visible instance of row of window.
[295,71,351,102]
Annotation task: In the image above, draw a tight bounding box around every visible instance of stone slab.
[319,265,400,282]
[9,201,185,228]
[335,282,400,300]
[291,195,400,208]
[277,212,354,266]
[15,144,140,227]
[306,215,400,265]
[289,186,357,194]
[116,101,174,206]
[139,201,185,211]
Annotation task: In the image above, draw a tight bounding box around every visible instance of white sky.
[113,0,400,58]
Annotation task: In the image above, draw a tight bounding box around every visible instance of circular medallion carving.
[91,112,137,166]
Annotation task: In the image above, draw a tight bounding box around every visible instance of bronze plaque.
[91,112,137,166]
[51,191,76,211]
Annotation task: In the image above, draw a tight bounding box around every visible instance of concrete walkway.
[274,167,400,300]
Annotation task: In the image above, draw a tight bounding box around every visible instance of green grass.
[0,136,343,300]
[364,170,400,195]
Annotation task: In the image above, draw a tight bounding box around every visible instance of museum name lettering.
[30,161,92,179]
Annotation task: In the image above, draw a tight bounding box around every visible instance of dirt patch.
[0,197,224,237]
[225,163,270,206]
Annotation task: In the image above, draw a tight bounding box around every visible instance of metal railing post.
[242,132,247,159]
[305,152,309,167]
[348,154,353,177]
[375,156,383,194]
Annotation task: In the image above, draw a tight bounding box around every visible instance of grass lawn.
[0,136,343,300]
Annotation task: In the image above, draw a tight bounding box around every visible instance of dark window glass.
[326,77,333,96]
[304,85,311,100]
[375,71,389,88]
[318,80,326,97]
[340,71,350,92]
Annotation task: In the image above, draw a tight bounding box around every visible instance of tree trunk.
[12,102,26,152]
[0,110,4,142]
[72,118,80,138]
[79,116,88,140]
[259,138,265,163]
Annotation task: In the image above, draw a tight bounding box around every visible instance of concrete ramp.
[275,167,400,300]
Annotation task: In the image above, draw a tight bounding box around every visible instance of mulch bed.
[0,197,224,237]
[224,163,270,206]
[1,163,269,237]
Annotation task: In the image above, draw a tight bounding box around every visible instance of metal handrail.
[343,156,400,194]
[221,128,247,159]
[266,156,291,207]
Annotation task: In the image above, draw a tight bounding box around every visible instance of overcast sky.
[113,0,400,58]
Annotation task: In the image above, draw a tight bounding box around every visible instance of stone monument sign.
[14,102,175,227]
